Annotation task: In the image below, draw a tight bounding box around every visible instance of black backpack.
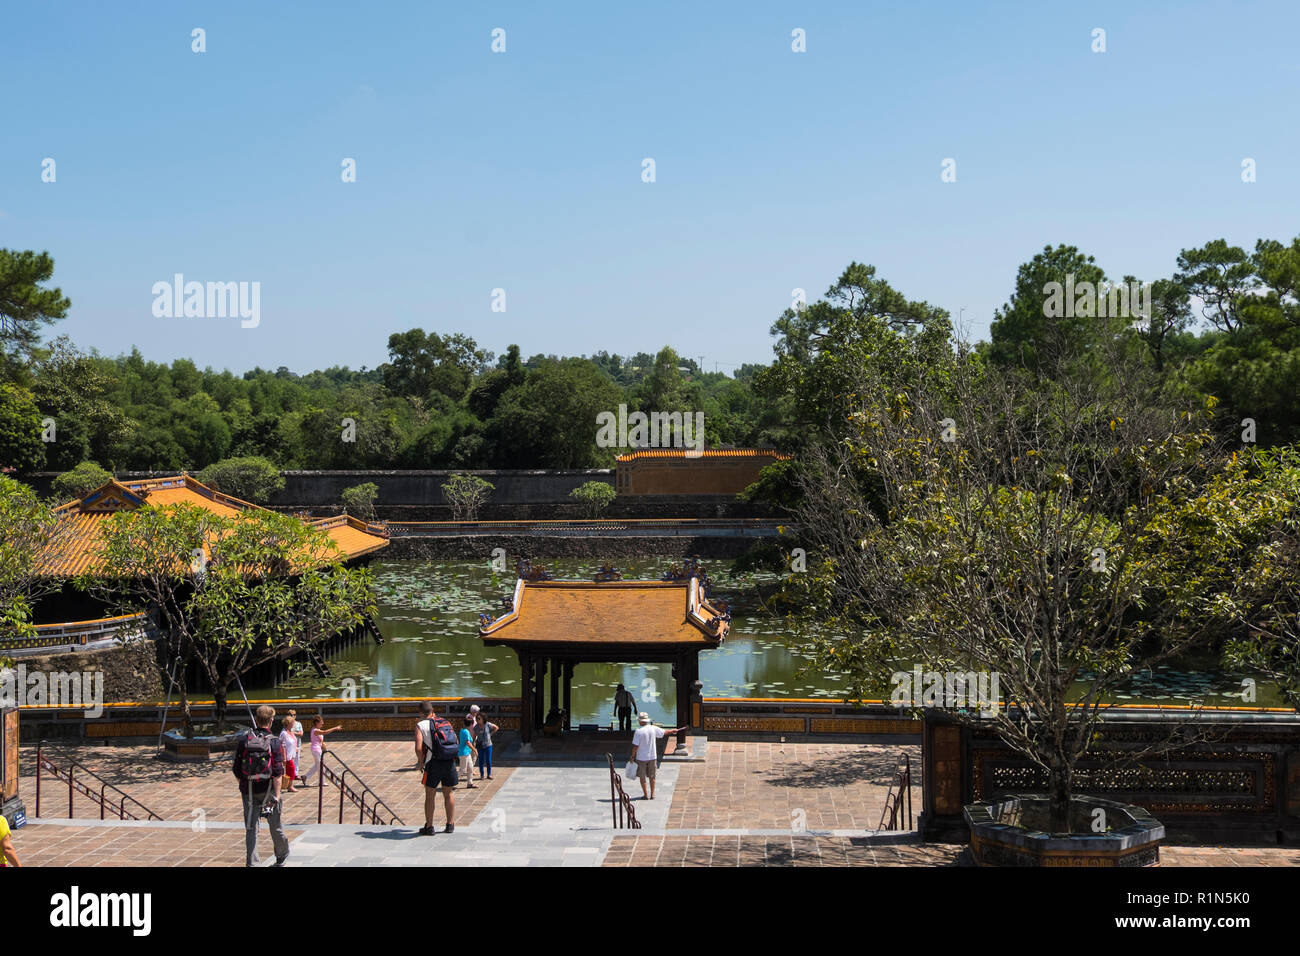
[239,730,276,782]
[422,718,459,762]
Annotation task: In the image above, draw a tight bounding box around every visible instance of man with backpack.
[233,704,290,866]
[414,701,460,835]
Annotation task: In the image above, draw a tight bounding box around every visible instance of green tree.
[0,475,72,641]
[1220,448,1300,709]
[783,334,1239,830]
[381,329,491,402]
[987,244,1121,381]
[754,262,952,453]
[570,480,616,517]
[441,473,493,521]
[197,456,285,502]
[51,461,113,501]
[340,481,379,520]
[0,250,71,374]
[30,337,133,470]
[484,358,623,467]
[0,383,45,475]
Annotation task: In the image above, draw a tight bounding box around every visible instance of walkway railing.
[316,749,404,826]
[2,613,154,655]
[877,753,913,831]
[35,743,164,822]
[605,754,641,829]
[385,518,784,538]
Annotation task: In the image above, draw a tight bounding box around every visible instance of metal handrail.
[605,754,641,829]
[316,749,404,826]
[35,742,164,822]
[877,753,913,831]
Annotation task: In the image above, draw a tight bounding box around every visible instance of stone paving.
[11,738,1300,867]
[665,741,921,830]
[10,821,306,867]
[20,740,510,828]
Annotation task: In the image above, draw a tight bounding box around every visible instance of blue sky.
[3,0,1298,375]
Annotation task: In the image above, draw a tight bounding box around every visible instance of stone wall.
[27,469,781,519]
[5,640,165,720]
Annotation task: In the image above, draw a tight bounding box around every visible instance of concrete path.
[282,762,680,866]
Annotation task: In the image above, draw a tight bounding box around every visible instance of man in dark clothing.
[613,684,636,733]
[414,701,457,835]
[232,703,289,867]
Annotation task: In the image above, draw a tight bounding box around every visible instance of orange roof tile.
[39,475,387,577]
[614,448,792,462]
[479,578,728,647]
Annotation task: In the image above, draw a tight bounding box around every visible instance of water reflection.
[251,558,1284,718]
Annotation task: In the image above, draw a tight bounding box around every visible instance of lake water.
[254,557,1284,720]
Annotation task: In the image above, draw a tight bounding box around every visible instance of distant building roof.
[40,474,388,577]
[479,578,729,648]
[614,448,792,463]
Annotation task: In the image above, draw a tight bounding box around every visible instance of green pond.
[252,557,1284,721]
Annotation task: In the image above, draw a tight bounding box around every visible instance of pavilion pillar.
[549,656,560,719]
[563,661,574,730]
[519,651,533,745]
[675,653,692,753]
[535,657,548,729]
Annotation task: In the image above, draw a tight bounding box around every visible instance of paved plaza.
[11,737,1299,867]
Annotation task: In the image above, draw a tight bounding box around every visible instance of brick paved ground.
[601,837,1300,867]
[19,740,512,828]
[13,739,1300,867]
[603,835,965,867]
[664,741,920,830]
[10,823,305,867]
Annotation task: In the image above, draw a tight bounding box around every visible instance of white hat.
[638,712,650,724]
[469,704,480,713]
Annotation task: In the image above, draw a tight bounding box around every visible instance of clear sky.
[3,0,1297,375]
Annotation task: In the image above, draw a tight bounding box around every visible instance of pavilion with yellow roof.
[479,558,730,747]
[29,474,388,626]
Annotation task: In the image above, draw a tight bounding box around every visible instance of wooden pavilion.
[478,560,730,748]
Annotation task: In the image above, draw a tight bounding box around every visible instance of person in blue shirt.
[458,716,479,789]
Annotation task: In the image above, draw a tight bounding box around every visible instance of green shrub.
[570,480,616,517]
[341,481,379,520]
[197,456,285,503]
[51,461,113,501]
[441,473,494,521]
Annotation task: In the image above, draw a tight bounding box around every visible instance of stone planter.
[964,794,1164,867]
[157,728,248,763]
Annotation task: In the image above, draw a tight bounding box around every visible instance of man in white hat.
[629,712,685,800]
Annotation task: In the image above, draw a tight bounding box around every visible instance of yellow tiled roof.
[39,475,388,577]
[480,579,728,647]
[614,448,793,462]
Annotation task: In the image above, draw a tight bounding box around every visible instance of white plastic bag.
[624,760,639,781]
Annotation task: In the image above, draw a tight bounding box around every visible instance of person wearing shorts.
[415,701,457,835]
[629,712,686,800]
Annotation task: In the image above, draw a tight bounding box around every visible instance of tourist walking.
[279,715,300,793]
[459,716,478,789]
[613,684,636,732]
[233,704,290,867]
[286,709,305,780]
[0,812,21,867]
[629,712,685,801]
[299,715,342,786]
[474,712,498,780]
[415,702,460,834]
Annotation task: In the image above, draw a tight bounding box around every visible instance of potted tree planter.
[965,793,1164,866]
